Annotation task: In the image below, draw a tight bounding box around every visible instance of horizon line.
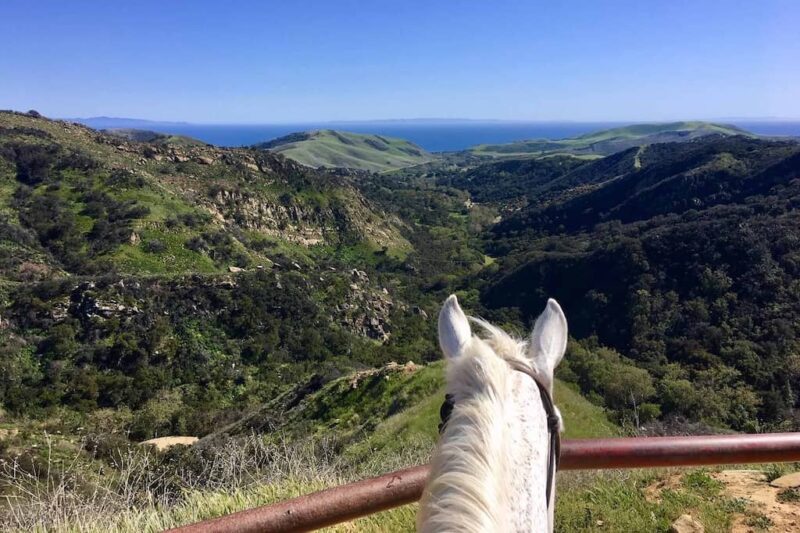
[58,115,800,126]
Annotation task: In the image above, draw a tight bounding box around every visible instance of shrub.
[179,211,212,228]
[143,239,167,254]
[10,143,58,184]
[107,168,145,188]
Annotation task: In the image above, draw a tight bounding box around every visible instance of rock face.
[209,188,335,246]
[670,514,704,533]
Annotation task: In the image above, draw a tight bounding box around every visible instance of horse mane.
[418,317,543,532]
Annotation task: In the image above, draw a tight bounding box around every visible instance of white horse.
[418,294,567,533]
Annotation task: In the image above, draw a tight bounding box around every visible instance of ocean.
[80,120,800,153]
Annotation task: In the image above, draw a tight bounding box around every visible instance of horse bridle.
[438,360,561,509]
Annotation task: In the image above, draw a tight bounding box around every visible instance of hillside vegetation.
[0,111,409,281]
[3,111,800,531]
[470,121,750,158]
[479,135,800,431]
[215,361,617,459]
[1,360,777,532]
[0,110,494,438]
[256,129,436,172]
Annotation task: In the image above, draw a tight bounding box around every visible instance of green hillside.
[4,112,799,532]
[346,365,618,463]
[102,128,208,147]
[216,360,618,466]
[0,111,408,282]
[0,110,493,441]
[256,129,437,172]
[483,135,800,431]
[470,121,752,158]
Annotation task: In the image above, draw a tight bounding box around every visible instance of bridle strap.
[437,361,561,510]
[506,360,561,509]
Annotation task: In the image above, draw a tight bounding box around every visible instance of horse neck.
[418,347,552,532]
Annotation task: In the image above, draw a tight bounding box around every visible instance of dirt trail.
[713,470,800,532]
[633,144,647,169]
[140,436,198,451]
[646,469,800,532]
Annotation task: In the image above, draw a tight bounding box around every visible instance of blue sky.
[1,1,798,123]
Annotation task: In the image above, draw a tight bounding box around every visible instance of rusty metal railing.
[170,432,800,533]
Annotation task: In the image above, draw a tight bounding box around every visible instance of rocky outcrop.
[208,188,337,246]
[18,270,401,343]
[69,282,140,321]
[336,268,402,341]
[670,514,704,533]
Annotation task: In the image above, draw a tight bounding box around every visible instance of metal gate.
[170,432,800,533]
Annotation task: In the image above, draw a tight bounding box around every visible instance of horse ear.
[529,299,568,385]
[438,294,472,359]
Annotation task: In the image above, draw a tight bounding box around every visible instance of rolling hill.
[101,128,208,147]
[255,129,436,172]
[469,121,752,159]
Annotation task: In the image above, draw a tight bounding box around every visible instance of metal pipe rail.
[170,432,800,533]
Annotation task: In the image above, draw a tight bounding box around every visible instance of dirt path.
[713,470,800,532]
[140,436,199,451]
[633,144,647,169]
[646,469,800,532]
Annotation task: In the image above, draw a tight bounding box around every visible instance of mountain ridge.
[469,121,753,159]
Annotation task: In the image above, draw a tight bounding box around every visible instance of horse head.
[418,294,567,532]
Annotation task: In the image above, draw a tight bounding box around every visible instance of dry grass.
[0,432,428,532]
[0,430,764,532]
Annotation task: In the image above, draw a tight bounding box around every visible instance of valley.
[2,110,800,531]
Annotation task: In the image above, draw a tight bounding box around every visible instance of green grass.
[337,362,618,464]
[110,230,218,274]
[471,121,754,159]
[572,121,748,142]
[554,380,618,438]
[67,468,744,532]
[555,469,741,532]
[80,463,745,533]
[682,469,725,498]
[777,488,800,503]
[264,130,437,172]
